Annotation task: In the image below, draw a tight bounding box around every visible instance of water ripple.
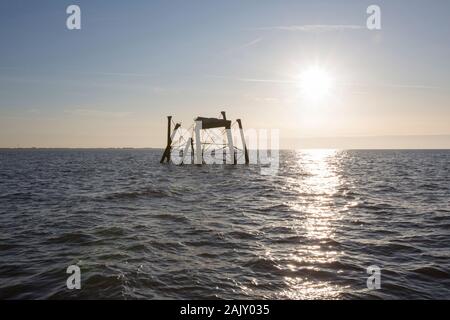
[0,149,449,299]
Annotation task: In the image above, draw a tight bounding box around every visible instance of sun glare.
[298,66,335,102]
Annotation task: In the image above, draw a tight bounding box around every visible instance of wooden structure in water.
[160,111,249,165]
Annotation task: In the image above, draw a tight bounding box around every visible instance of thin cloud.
[74,71,154,78]
[205,75,295,84]
[237,37,263,49]
[343,82,440,90]
[253,24,365,32]
[0,66,154,78]
[237,78,294,84]
[207,75,440,91]
[222,37,263,56]
[382,84,440,90]
[65,108,132,118]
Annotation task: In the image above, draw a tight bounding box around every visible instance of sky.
[0,0,449,148]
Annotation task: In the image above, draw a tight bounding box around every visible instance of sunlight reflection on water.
[280,149,349,299]
[2,149,448,299]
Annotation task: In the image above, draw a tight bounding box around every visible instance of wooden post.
[160,121,180,163]
[190,137,194,164]
[237,119,249,164]
[160,116,172,163]
[194,120,202,164]
[167,116,172,162]
[171,124,181,140]
[225,123,236,165]
[222,111,236,164]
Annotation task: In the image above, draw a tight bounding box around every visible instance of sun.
[298,66,335,102]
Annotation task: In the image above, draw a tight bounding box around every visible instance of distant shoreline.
[2,135,449,150]
[1,148,449,151]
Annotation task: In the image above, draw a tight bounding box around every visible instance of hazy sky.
[1,0,449,148]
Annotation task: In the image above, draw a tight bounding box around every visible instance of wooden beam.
[167,116,172,162]
[160,122,180,164]
[194,117,231,130]
[237,119,249,164]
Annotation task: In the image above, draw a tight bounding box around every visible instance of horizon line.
[1,134,449,150]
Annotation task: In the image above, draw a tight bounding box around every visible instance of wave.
[1,149,449,299]
[411,266,450,279]
[45,232,96,245]
[103,187,169,200]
